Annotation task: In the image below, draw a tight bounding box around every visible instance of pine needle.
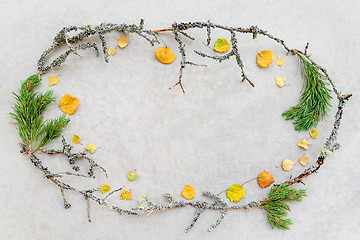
[282,55,332,131]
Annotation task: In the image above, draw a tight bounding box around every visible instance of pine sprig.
[10,74,70,153]
[260,184,307,230]
[282,55,332,131]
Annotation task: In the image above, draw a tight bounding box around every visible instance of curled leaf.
[297,139,309,150]
[72,134,80,144]
[214,38,230,53]
[84,143,97,154]
[120,189,132,200]
[108,47,116,56]
[257,50,274,68]
[282,159,296,171]
[49,76,60,86]
[299,156,309,166]
[275,77,286,88]
[117,38,129,48]
[310,129,319,139]
[127,171,137,182]
[60,94,79,115]
[276,57,284,66]
[155,47,176,64]
[100,184,111,193]
[182,184,195,200]
[257,170,275,188]
[227,184,245,202]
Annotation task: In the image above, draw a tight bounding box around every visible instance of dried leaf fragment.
[117,38,128,48]
[214,38,230,53]
[227,184,245,202]
[182,184,195,200]
[155,47,176,64]
[60,94,79,115]
[297,139,309,150]
[257,50,274,68]
[275,77,286,87]
[127,171,137,182]
[299,156,309,166]
[282,159,296,171]
[100,184,111,193]
[310,129,319,139]
[276,57,284,66]
[120,189,132,200]
[84,143,97,153]
[257,170,275,188]
[108,47,116,56]
[49,76,60,86]
[72,134,80,144]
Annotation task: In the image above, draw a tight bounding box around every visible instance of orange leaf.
[117,38,129,48]
[297,139,309,150]
[257,50,274,68]
[49,76,60,86]
[155,47,176,64]
[299,156,309,166]
[257,170,275,188]
[181,184,195,200]
[60,94,79,115]
[276,57,284,66]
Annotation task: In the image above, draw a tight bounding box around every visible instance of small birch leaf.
[72,134,80,144]
[257,170,275,188]
[297,139,309,150]
[49,76,60,86]
[182,184,195,200]
[257,50,274,68]
[214,38,230,53]
[117,38,128,48]
[275,77,286,87]
[299,156,309,166]
[155,47,176,64]
[282,159,296,171]
[310,129,319,139]
[108,47,116,56]
[120,189,132,200]
[276,57,284,66]
[100,184,111,193]
[227,184,245,202]
[60,94,79,115]
[84,143,97,154]
[127,171,137,182]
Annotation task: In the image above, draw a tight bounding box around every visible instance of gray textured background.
[1,0,359,239]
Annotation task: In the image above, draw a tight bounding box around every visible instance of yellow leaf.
[155,47,176,64]
[257,50,274,68]
[100,184,111,193]
[182,184,195,200]
[257,170,275,188]
[297,139,309,150]
[60,94,79,115]
[275,77,286,87]
[49,76,60,86]
[299,156,309,166]
[120,189,132,200]
[84,143,97,153]
[227,184,245,202]
[214,38,230,53]
[282,159,296,171]
[72,134,80,144]
[117,38,128,48]
[127,171,137,182]
[310,129,319,139]
[276,57,284,66]
[108,47,116,56]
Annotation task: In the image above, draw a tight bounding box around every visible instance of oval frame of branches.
[10,20,351,232]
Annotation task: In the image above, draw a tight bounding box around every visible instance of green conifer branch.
[260,184,307,230]
[282,55,332,131]
[10,74,69,153]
